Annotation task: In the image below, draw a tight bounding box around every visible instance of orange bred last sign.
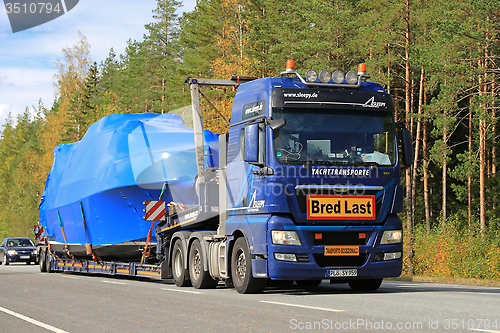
[306,195,375,220]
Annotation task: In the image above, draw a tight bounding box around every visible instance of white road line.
[59,275,79,279]
[102,280,126,285]
[391,283,418,286]
[0,306,69,333]
[261,301,344,312]
[161,287,203,294]
[470,329,500,333]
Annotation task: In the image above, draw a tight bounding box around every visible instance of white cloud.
[0,104,10,123]
[0,67,54,88]
[0,0,198,132]
[0,66,56,131]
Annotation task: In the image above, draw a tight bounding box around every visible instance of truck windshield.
[273,108,396,166]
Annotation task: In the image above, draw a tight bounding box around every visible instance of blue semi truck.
[40,61,413,294]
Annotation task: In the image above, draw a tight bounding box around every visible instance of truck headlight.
[380,230,403,244]
[7,250,17,255]
[32,250,37,255]
[271,230,301,246]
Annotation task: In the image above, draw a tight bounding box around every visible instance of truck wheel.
[39,250,47,272]
[3,254,9,266]
[348,278,383,291]
[45,251,53,273]
[296,280,322,287]
[189,239,218,289]
[231,237,267,294]
[172,240,191,287]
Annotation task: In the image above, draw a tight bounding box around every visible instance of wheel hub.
[192,250,201,279]
[174,250,182,277]
[236,251,246,280]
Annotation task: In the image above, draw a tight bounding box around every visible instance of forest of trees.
[1,0,500,279]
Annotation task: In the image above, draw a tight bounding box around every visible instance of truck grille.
[311,232,369,246]
[295,254,310,263]
[313,254,368,268]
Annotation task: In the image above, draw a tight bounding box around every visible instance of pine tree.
[55,31,92,143]
[143,0,184,113]
[180,0,223,78]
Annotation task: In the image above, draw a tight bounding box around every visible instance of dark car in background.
[0,237,37,265]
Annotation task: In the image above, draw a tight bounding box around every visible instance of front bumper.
[5,253,37,263]
[267,245,402,280]
[266,215,403,280]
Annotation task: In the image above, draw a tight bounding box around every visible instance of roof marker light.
[305,69,318,83]
[346,71,358,85]
[332,70,344,84]
[286,60,295,71]
[319,70,332,83]
[358,63,367,75]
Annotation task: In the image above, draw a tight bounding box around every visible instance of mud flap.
[251,258,268,278]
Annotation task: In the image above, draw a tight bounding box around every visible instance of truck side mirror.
[400,128,413,167]
[245,123,260,164]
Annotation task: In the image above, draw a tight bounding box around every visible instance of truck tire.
[189,239,218,289]
[3,254,9,266]
[46,251,53,273]
[172,239,191,287]
[39,249,47,272]
[231,237,267,294]
[348,278,383,291]
[296,280,322,287]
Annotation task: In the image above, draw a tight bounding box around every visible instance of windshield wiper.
[310,160,349,166]
[306,160,381,167]
[348,162,381,167]
[284,160,382,167]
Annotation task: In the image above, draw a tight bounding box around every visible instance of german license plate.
[307,195,375,220]
[324,246,359,256]
[327,269,357,277]
[20,255,30,259]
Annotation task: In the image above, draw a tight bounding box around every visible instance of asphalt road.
[0,263,499,333]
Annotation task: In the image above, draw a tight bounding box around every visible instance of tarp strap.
[80,202,92,246]
[159,183,166,201]
[56,209,79,263]
[80,202,104,265]
[56,210,67,245]
[140,220,155,265]
[48,243,64,264]
[85,244,104,266]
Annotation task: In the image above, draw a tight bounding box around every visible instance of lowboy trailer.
[38,61,413,294]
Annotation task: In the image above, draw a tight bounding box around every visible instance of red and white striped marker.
[144,200,166,221]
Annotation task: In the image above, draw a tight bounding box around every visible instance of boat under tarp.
[39,113,218,260]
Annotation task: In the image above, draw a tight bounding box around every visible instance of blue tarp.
[39,113,218,246]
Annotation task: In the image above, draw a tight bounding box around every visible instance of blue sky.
[0,0,196,131]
